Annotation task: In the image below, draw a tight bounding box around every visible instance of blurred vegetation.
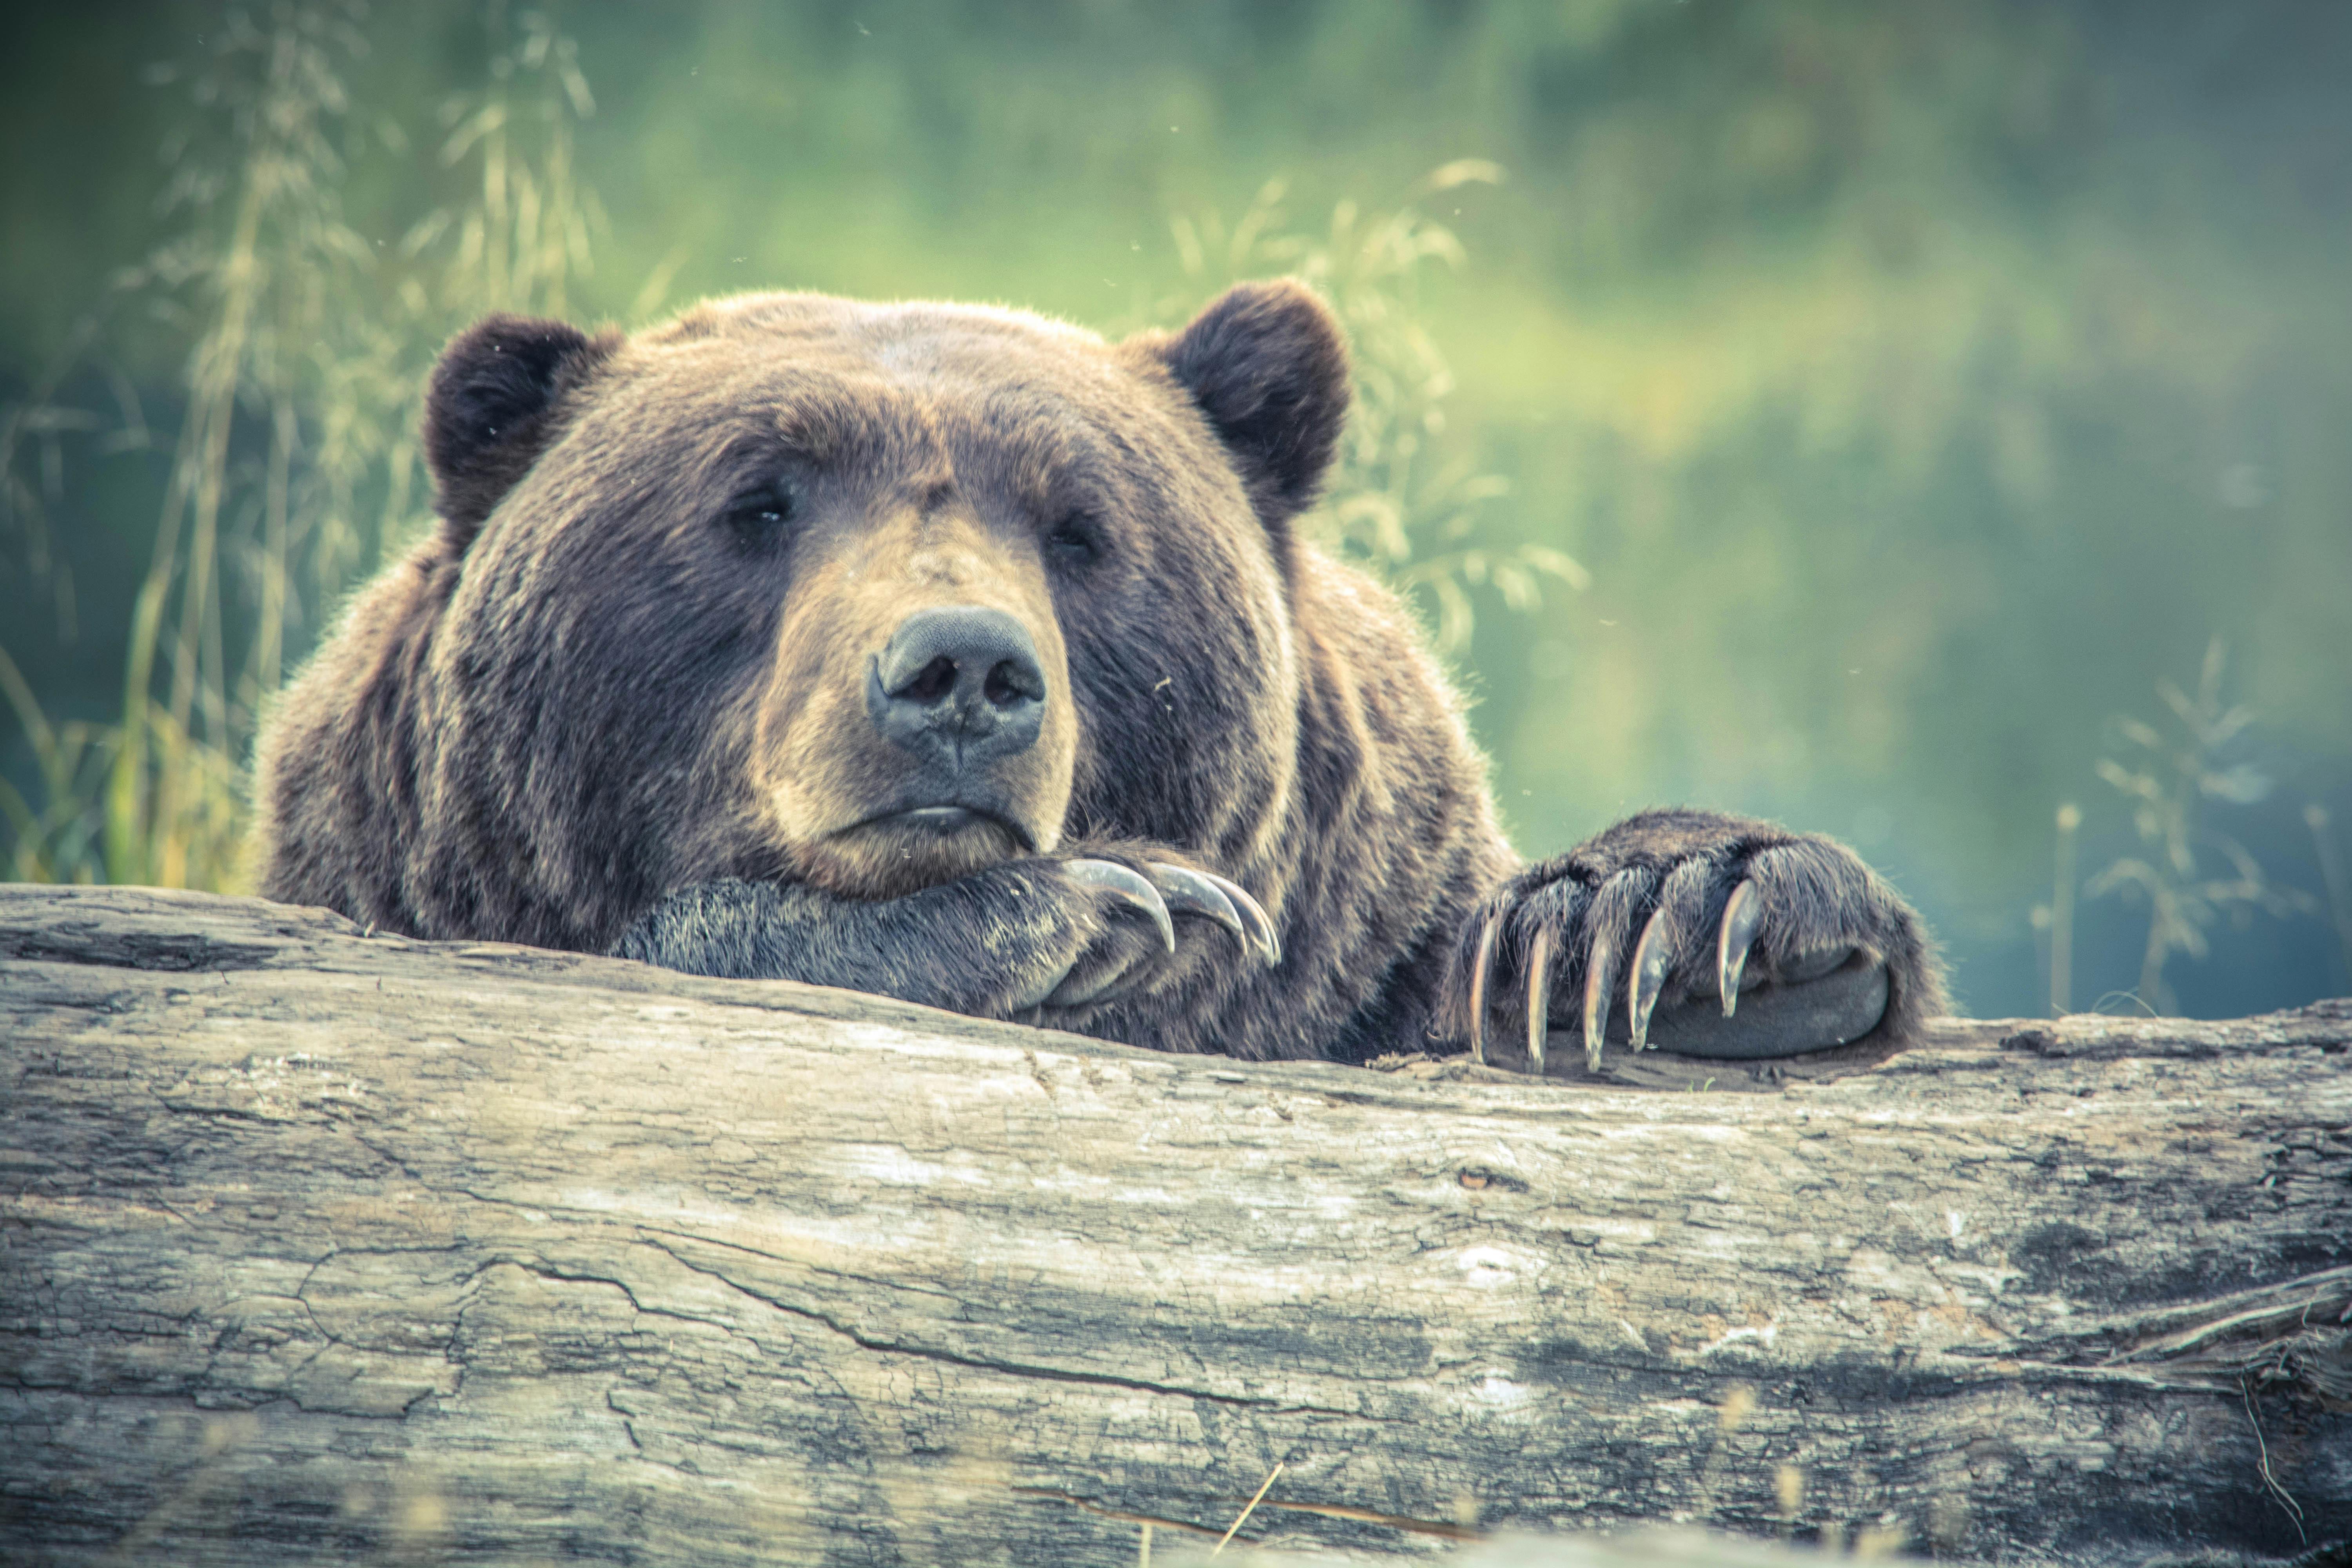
[2069,640,2314,1015]
[1149,166,1588,652]
[4,0,2348,1018]
[2,2,595,887]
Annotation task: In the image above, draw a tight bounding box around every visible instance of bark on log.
[2,884,2347,1567]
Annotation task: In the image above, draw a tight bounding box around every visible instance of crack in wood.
[1010,1484,1486,1545]
[641,1240,1391,1421]
[1951,1266,2352,1400]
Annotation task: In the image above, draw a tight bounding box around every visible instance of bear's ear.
[1155,279,1350,526]
[423,313,617,553]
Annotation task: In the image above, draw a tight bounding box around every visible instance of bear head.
[411,282,1349,933]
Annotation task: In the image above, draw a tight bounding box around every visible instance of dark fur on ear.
[1159,279,1350,525]
[423,313,618,552]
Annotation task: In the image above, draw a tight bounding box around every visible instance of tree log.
[2,884,2347,1566]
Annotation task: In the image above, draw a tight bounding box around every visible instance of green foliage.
[0,644,111,882]
[0,2,598,889]
[2082,640,2314,1014]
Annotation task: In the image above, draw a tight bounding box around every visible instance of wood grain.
[2,885,2346,1565]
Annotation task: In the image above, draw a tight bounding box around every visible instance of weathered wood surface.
[1,884,2347,1567]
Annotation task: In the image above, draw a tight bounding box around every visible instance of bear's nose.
[868,605,1047,767]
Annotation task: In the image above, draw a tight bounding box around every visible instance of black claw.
[1627,906,1675,1052]
[1467,911,1502,1066]
[1718,879,1763,1018]
[1146,864,1247,946]
[1581,922,1616,1072]
[1065,859,1174,953]
[1196,867,1281,966]
[1525,925,1553,1076]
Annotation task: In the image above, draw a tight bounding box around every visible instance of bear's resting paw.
[1447,808,1944,1072]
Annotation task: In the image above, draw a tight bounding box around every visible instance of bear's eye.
[724,488,796,542]
[1048,513,1102,566]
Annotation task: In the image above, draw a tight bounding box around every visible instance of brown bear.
[253,282,1941,1069]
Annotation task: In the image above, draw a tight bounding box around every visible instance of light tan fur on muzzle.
[752,484,1075,899]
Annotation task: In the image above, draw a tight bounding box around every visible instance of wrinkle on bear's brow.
[914,477,962,517]
[926,388,1127,515]
[652,381,912,491]
[641,310,1158,537]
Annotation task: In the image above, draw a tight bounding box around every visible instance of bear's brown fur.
[255,283,1940,1065]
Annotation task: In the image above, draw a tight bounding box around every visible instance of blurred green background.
[4,0,2348,1020]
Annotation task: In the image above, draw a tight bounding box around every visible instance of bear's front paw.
[613,857,1278,1024]
[1017,858,1279,1012]
[1447,808,1941,1071]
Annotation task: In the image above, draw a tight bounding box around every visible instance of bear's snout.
[738,499,1078,898]
[866,605,1046,768]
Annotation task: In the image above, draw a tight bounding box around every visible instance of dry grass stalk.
[2,2,598,892]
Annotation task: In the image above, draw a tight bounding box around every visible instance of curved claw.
[1194,867,1281,966]
[1065,859,1175,953]
[1581,923,1617,1072]
[1466,911,1502,1066]
[1146,864,1247,947]
[1627,907,1676,1052]
[1524,926,1553,1076]
[1717,879,1763,1018]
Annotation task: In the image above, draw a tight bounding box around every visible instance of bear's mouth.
[814,800,1034,870]
[854,804,1035,851]
[799,802,1037,900]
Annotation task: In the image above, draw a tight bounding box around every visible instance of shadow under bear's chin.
[785,809,1036,900]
